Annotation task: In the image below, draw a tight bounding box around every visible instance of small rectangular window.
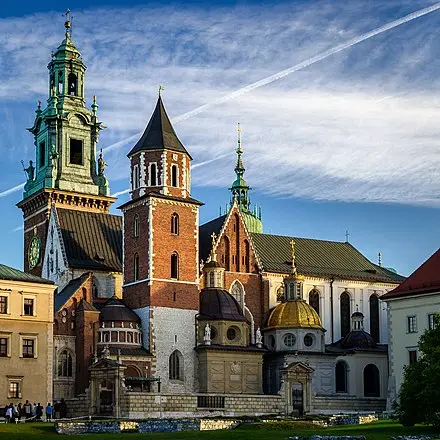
[0,337,8,357]
[407,316,417,333]
[70,139,83,165]
[22,339,35,358]
[23,299,34,316]
[0,296,7,314]
[408,350,418,364]
[39,141,46,168]
[428,314,436,330]
[8,381,20,399]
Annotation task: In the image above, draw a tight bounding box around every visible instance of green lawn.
[0,420,437,440]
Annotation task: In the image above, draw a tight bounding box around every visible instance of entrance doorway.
[291,382,304,416]
[99,380,114,415]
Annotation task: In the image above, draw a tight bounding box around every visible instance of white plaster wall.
[151,306,198,394]
[134,305,151,351]
[265,273,397,345]
[385,292,440,397]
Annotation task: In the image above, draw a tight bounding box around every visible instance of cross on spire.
[64,9,72,38]
[345,230,350,243]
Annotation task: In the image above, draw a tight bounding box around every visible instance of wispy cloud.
[1,1,440,206]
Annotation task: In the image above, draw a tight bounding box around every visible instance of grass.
[0,419,438,440]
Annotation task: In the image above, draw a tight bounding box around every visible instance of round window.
[283,333,296,348]
[227,326,238,341]
[304,333,314,347]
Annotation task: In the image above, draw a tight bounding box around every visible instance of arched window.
[57,71,63,95]
[276,285,284,302]
[171,253,179,279]
[223,236,230,271]
[340,291,351,338]
[230,281,244,310]
[369,294,380,342]
[68,73,77,96]
[335,361,348,393]
[309,289,320,316]
[209,272,215,287]
[57,350,73,377]
[171,213,179,235]
[363,364,380,397]
[171,165,178,187]
[132,164,140,190]
[133,215,140,238]
[134,254,139,281]
[150,163,157,186]
[169,350,183,380]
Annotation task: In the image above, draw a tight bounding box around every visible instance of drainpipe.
[330,277,335,343]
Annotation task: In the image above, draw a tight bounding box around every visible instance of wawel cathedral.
[16,19,404,416]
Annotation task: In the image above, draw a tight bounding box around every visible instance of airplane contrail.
[0,182,25,198]
[2,1,440,198]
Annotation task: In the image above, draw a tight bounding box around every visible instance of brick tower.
[17,12,114,276]
[120,94,202,392]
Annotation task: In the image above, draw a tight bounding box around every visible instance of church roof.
[57,208,122,273]
[54,272,90,312]
[100,296,140,323]
[199,288,246,322]
[127,96,191,158]
[199,215,227,262]
[0,263,54,285]
[382,247,440,299]
[266,299,323,330]
[250,233,405,283]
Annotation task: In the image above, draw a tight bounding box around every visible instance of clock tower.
[17,12,115,276]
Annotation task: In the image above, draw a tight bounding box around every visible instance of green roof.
[250,233,405,284]
[0,264,54,285]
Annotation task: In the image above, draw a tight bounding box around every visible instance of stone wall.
[312,396,386,414]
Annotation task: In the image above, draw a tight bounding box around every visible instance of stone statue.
[102,345,110,359]
[204,323,211,345]
[98,149,106,176]
[21,160,35,181]
[256,327,263,346]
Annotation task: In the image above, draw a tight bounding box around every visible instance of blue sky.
[1,0,440,277]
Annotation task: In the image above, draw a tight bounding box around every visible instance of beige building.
[382,248,440,408]
[0,264,55,406]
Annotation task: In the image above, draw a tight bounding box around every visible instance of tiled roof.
[0,263,54,285]
[57,208,122,272]
[382,248,440,300]
[250,233,405,283]
[127,96,190,158]
[54,272,90,312]
[199,215,227,262]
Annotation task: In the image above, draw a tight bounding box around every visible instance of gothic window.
[68,73,77,96]
[369,294,380,342]
[244,240,250,272]
[134,254,139,281]
[363,364,380,397]
[223,236,230,271]
[171,213,179,235]
[132,164,140,189]
[171,253,179,279]
[230,281,244,310]
[276,285,284,302]
[169,350,183,380]
[133,215,140,238]
[57,350,73,377]
[150,163,157,186]
[309,289,320,316]
[335,361,348,393]
[39,141,46,168]
[340,291,351,338]
[171,165,178,187]
[69,139,83,165]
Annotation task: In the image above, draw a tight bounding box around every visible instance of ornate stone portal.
[281,362,313,415]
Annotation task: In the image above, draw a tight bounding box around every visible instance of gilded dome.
[266,299,322,330]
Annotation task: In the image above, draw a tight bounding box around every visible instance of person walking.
[5,404,12,423]
[54,401,60,419]
[17,403,22,422]
[23,400,32,419]
[45,403,53,422]
[36,403,43,421]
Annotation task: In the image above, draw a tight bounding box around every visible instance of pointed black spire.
[128,96,191,158]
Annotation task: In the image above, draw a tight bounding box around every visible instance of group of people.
[3,399,68,423]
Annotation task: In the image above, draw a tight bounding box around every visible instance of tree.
[395,313,440,426]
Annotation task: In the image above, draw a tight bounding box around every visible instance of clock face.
[28,236,41,270]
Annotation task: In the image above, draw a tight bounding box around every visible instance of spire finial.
[378,252,382,267]
[290,239,297,275]
[91,95,98,116]
[345,230,350,243]
[158,85,165,97]
[210,232,217,262]
[237,122,242,154]
[64,9,72,38]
